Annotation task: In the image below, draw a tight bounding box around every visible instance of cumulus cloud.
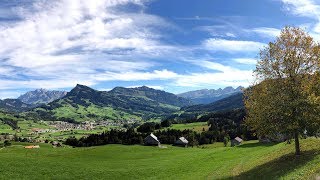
[0,0,173,91]
[280,0,320,40]
[281,0,320,18]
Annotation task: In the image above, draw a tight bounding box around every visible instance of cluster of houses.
[51,121,95,131]
[144,133,189,147]
[143,133,244,147]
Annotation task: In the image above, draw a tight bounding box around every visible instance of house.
[144,133,160,146]
[174,137,188,147]
[51,141,62,147]
[231,137,243,147]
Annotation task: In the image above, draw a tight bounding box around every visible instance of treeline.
[164,109,256,141]
[65,128,230,147]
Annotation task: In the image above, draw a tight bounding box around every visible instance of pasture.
[0,138,319,179]
[168,122,210,132]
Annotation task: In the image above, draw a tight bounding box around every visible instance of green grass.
[0,138,319,179]
[167,122,210,132]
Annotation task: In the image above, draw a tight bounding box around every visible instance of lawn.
[0,138,319,179]
[167,122,210,132]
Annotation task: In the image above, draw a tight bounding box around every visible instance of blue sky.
[0,0,319,98]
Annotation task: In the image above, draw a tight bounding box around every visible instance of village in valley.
[0,119,136,143]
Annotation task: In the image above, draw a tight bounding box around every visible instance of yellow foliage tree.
[245,27,320,155]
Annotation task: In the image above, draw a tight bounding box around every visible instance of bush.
[4,140,11,147]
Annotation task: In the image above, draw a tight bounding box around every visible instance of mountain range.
[177,86,243,104]
[0,85,244,122]
[18,88,67,105]
[31,84,193,122]
[181,92,244,113]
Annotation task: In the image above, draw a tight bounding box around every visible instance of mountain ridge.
[31,84,193,122]
[177,86,243,104]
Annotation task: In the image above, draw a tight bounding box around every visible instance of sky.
[0,0,320,98]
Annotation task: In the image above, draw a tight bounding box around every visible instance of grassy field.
[0,138,319,179]
[167,122,210,132]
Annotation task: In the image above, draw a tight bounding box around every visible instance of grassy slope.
[51,103,142,122]
[0,138,319,179]
[166,122,210,132]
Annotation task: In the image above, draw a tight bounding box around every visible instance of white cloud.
[251,27,280,38]
[175,60,254,87]
[174,71,253,88]
[0,91,23,99]
[280,0,320,40]
[0,0,260,97]
[281,0,320,18]
[0,0,179,92]
[233,58,257,65]
[203,38,265,53]
[93,69,178,81]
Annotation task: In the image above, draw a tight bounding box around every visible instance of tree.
[223,135,230,147]
[245,27,320,155]
[4,140,11,147]
[161,119,171,127]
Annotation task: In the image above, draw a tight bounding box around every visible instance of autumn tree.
[245,27,320,155]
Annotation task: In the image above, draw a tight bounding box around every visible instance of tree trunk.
[294,131,300,155]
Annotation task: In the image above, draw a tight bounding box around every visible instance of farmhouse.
[174,137,188,147]
[231,137,243,147]
[51,141,62,147]
[144,133,160,146]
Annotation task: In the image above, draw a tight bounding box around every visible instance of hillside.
[182,92,244,113]
[1,138,319,179]
[18,89,67,105]
[178,86,243,104]
[31,84,192,122]
[0,99,33,112]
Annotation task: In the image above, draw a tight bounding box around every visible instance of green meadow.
[0,138,319,179]
[167,122,210,132]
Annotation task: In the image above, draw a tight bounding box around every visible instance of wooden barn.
[144,133,160,146]
[174,137,188,147]
[231,137,243,147]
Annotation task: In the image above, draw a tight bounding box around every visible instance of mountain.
[162,93,244,123]
[31,84,193,122]
[177,86,243,104]
[0,99,33,112]
[18,89,67,105]
[181,92,244,113]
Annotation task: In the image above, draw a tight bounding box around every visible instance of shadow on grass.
[237,142,278,148]
[224,150,319,180]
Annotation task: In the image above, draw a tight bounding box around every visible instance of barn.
[144,133,160,146]
[174,137,188,147]
[231,137,243,147]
